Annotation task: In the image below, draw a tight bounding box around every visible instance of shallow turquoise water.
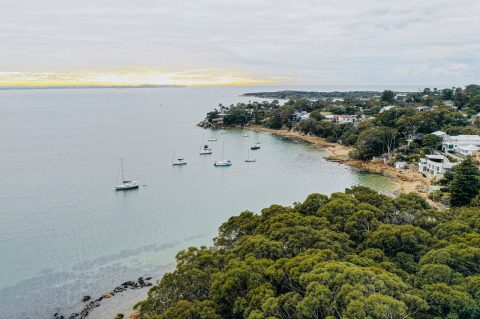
[0,87,396,318]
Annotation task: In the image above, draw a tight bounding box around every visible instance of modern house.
[456,144,479,156]
[292,111,310,121]
[418,154,456,178]
[442,135,480,153]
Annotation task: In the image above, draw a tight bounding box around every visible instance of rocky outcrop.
[53,276,153,319]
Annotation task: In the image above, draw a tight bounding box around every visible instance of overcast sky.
[0,0,479,86]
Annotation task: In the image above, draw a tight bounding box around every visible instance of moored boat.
[115,158,139,191]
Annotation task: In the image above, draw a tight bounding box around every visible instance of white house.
[379,105,396,113]
[416,106,431,112]
[418,154,456,178]
[395,161,407,169]
[292,111,310,121]
[333,115,356,124]
[456,144,479,156]
[442,135,480,153]
[324,114,335,122]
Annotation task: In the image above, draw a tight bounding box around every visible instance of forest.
[136,186,480,319]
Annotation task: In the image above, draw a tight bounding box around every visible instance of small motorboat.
[208,137,217,142]
[200,144,212,155]
[250,144,260,150]
[214,160,232,167]
[172,158,187,166]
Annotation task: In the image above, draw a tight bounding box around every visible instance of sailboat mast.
[121,157,125,182]
[200,133,204,151]
[222,139,225,160]
[171,146,177,164]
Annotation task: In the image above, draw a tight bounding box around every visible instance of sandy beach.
[247,125,446,209]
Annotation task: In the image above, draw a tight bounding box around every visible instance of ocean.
[0,86,397,318]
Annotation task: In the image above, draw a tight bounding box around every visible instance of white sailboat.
[172,147,187,165]
[214,140,232,166]
[242,127,249,137]
[245,148,256,163]
[115,158,139,191]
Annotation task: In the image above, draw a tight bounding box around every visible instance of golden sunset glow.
[0,70,293,87]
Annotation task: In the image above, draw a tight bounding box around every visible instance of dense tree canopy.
[449,156,480,207]
[137,187,480,319]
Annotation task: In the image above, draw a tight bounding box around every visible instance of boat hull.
[214,160,232,166]
[115,184,139,191]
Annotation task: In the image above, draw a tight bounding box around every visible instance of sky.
[0,0,479,86]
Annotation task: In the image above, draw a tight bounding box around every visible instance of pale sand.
[248,125,447,210]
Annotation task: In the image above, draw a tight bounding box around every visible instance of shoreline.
[117,125,443,319]
[246,125,445,209]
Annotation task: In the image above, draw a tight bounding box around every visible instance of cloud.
[0,0,479,86]
[0,69,292,86]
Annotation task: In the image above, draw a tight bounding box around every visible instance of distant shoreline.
[0,85,186,90]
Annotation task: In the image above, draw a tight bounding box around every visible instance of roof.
[457,144,479,151]
[432,131,446,136]
[448,135,480,141]
[425,154,446,160]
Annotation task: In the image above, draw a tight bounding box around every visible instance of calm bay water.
[0,86,396,318]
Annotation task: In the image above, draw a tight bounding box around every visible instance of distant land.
[0,84,186,90]
[243,90,394,99]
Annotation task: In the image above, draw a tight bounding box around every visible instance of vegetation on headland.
[208,86,480,160]
[136,186,480,319]
[200,85,480,205]
[243,91,381,100]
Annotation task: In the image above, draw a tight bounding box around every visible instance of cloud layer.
[0,0,479,86]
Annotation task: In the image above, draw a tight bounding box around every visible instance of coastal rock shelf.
[53,277,153,319]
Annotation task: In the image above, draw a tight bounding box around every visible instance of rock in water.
[81,296,91,302]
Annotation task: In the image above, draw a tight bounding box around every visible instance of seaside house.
[418,154,456,178]
[456,144,479,156]
[292,111,310,121]
[323,114,335,122]
[379,105,396,113]
[416,106,431,112]
[333,114,356,124]
[442,134,480,153]
[395,161,407,170]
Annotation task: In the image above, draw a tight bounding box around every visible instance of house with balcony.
[442,135,480,153]
[418,154,456,178]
